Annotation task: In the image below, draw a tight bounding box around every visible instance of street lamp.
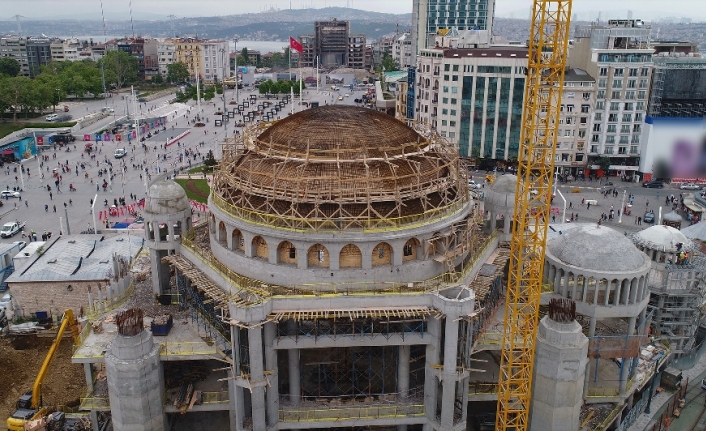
[233,38,239,104]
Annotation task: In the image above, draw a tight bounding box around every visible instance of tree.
[598,157,612,173]
[204,150,217,167]
[379,54,399,73]
[0,58,20,77]
[101,50,138,90]
[258,80,271,95]
[1,76,31,122]
[166,62,190,84]
[152,74,164,84]
[240,47,249,65]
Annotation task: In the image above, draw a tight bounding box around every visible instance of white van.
[114,148,127,159]
[45,114,58,122]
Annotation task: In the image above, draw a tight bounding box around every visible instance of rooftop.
[7,233,144,283]
[630,225,694,253]
[564,68,595,83]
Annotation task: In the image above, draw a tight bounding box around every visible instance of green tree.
[379,54,399,72]
[152,74,164,84]
[258,80,271,95]
[0,58,21,77]
[1,76,31,122]
[204,150,217,167]
[240,47,249,65]
[101,50,138,90]
[598,157,611,172]
[166,62,190,84]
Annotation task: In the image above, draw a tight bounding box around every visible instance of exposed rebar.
[548,298,576,323]
[116,308,144,336]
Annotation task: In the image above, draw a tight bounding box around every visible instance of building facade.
[25,38,52,77]
[298,19,366,69]
[201,39,229,83]
[157,40,176,79]
[0,36,29,76]
[555,69,596,178]
[393,32,415,70]
[415,35,527,160]
[174,38,203,81]
[568,19,653,178]
[411,0,496,65]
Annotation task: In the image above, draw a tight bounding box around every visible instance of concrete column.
[397,344,411,431]
[503,215,511,234]
[84,363,94,392]
[230,325,244,431]
[582,277,588,302]
[588,317,597,337]
[167,223,175,245]
[440,316,459,428]
[105,330,164,431]
[562,272,570,297]
[543,262,550,284]
[629,278,638,304]
[248,326,267,431]
[554,268,562,295]
[268,241,278,264]
[225,226,232,250]
[287,321,301,406]
[530,316,588,431]
[263,322,279,428]
[424,317,441,428]
[571,275,579,300]
[604,280,611,306]
[621,279,630,305]
[614,279,622,305]
[297,245,308,269]
[619,315,638,396]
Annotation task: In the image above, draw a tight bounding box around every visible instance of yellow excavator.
[7,309,80,431]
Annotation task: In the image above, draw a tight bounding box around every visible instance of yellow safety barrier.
[86,281,135,319]
[468,383,499,395]
[278,404,425,422]
[586,387,620,398]
[201,391,229,404]
[79,394,111,411]
[159,341,219,357]
[212,193,466,233]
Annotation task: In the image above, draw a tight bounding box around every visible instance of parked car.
[114,148,127,159]
[468,180,482,189]
[643,180,664,189]
[0,190,21,199]
[644,210,655,224]
[680,183,701,190]
[45,114,58,122]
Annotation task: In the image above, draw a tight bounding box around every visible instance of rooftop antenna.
[167,14,177,38]
[10,15,23,37]
[129,0,135,38]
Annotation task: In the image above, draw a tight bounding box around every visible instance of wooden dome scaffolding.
[212,106,469,232]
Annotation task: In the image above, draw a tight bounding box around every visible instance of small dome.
[490,174,517,195]
[548,223,648,272]
[632,225,691,252]
[663,211,683,222]
[145,180,190,215]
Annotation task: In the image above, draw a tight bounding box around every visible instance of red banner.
[36,136,43,145]
[289,36,303,53]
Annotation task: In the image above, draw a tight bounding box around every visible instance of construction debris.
[116,308,143,336]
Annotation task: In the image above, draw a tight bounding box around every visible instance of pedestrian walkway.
[627,350,706,431]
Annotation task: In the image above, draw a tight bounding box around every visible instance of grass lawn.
[187,165,217,174]
[0,122,78,140]
[175,178,210,204]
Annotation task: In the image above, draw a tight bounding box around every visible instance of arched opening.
[403,238,420,262]
[278,241,297,265]
[585,277,596,303]
[372,242,393,266]
[232,229,244,252]
[252,236,268,259]
[147,221,155,240]
[210,214,216,233]
[566,271,574,298]
[218,221,227,247]
[174,220,182,237]
[340,244,362,268]
[308,244,329,268]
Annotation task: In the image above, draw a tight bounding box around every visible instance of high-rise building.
[411,0,496,65]
[567,19,653,178]
[298,19,366,69]
[26,37,52,77]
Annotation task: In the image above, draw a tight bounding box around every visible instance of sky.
[2,0,704,21]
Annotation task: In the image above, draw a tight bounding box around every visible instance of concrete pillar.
[544,263,551,284]
[268,241,278,264]
[424,317,441,428]
[150,250,169,295]
[397,344,411,431]
[554,268,562,295]
[571,275,579,300]
[263,322,279,428]
[297,245,308,269]
[629,278,638,304]
[248,326,267,431]
[167,223,175,245]
[562,272,570,297]
[621,279,630,305]
[619,316,638,396]
[440,317,459,428]
[503,214,511,234]
[530,316,588,431]
[287,320,301,406]
[582,277,588,302]
[230,326,244,431]
[84,363,94,392]
[105,330,164,431]
[604,280,611,306]
[614,279,622,305]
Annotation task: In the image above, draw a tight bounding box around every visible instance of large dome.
[548,223,648,272]
[631,225,692,252]
[211,106,467,231]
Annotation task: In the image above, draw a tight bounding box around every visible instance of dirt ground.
[0,334,85,424]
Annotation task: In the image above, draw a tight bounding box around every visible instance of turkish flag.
[290,36,303,53]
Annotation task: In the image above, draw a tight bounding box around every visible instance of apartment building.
[26,38,52,77]
[0,37,29,76]
[568,19,653,178]
[201,40,229,82]
[174,38,203,80]
[555,69,596,178]
[415,30,527,160]
[157,40,176,79]
[411,0,496,65]
[392,32,415,69]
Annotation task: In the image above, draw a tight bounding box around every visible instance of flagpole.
[299,64,302,108]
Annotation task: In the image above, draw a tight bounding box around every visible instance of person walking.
[53,205,56,213]
[24,199,28,207]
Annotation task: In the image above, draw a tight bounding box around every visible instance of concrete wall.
[9,279,107,318]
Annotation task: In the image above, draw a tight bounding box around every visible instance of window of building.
[451,98,457,104]
[633,124,641,133]
[606,135,615,144]
[617,146,626,154]
[598,79,607,88]
[597,90,605,99]
[564,130,572,137]
[442,108,448,115]
[630,145,639,154]
[624,103,633,111]
[635,113,643,122]
[626,91,635,100]
[566,104,574,112]
[449,132,455,137]
[566,117,574,125]
[612,79,623,89]
[639,79,648,88]
[404,244,413,256]
[593,124,601,132]
[583,92,591,100]
[611,91,622,99]
[608,113,618,122]
[631,135,640,144]
[621,125,631,134]
[591,144,599,152]
[638,91,647,99]
[627,80,637,88]
[619,135,629,144]
[578,129,586,138]
[442,120,447,126]
[580,117,587,124]
[444,75,450,81]
[607,125,616,133]
[289,248,296,259]
[599,67,608,76]
[610,102,620,111]
[614,68,624,77]
[451,86,458,93]
[581,104,590,113]
[450,120,456,126]
[452,64,459,71]
[605,145,614,153]
[444,64,450,71]
[594,112,602,121]
[442,97,449,103]
[450,109,457,115]
[596,101,605,110]
[636,102,645,111]
[629,68,638,77]
[622,113,632,122]
[641,67,649,77]
[443,85,449,92]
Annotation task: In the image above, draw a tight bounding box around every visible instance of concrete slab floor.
[72,314,218,363]
[587,358,622,393]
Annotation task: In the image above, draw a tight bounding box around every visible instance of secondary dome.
[548,223,648,272]
[490,174,517,195]
[212,106,467,231]
[632,225,691,252]
[145,180,190,215]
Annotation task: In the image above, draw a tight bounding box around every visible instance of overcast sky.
[2,0,703,21]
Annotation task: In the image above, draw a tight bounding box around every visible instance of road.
[0,85,372,243]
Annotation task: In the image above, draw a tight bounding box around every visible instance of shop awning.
[685,202,704,213]
[0,149,14,155]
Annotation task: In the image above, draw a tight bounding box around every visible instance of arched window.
[252,236,268,259]
[340,244,362,268]
[403,238,420,262]
[308,244,329,268]
[372,242,392,266]
[278,241,297,265]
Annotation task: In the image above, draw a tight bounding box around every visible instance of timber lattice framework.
[211,106,469,232]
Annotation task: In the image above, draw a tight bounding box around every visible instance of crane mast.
[495,1,572,430]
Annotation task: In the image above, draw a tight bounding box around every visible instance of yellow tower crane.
[495,1,572,430]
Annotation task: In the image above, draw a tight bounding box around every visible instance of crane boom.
[495,1,572,430]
